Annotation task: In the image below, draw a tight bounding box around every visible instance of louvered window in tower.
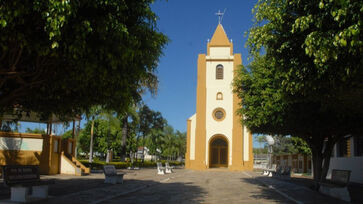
[216,64,223,79]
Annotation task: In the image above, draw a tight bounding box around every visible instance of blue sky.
[144,0,257,132]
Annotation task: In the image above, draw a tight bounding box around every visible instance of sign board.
[3,165,40,185]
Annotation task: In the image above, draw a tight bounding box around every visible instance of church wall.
[243,126,250,161]
[190,114,196,160]
[205,49,234,166]
[192,54,207,169]
[209,47,230,58]
[185,119,191,168]
[230,53,244,170]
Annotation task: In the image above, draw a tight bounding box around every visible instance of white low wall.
[328,156,363,184]
[60,155,76,175]
[0,137,43,151]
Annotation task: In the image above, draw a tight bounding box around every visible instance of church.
[185,23,253,171]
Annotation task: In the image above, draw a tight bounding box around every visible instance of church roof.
[209,24,231,46]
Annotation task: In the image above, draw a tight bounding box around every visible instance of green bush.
[79,160,183,170]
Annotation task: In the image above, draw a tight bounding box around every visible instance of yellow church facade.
[185,24,253,171]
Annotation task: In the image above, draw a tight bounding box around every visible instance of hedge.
[80,160,183,170]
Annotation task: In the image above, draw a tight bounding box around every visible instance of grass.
[302,172,312,177]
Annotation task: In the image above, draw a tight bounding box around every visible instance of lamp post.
[265,135,275,168]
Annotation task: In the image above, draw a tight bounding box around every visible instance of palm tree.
[162,125,177,160]
[118,104,138,161]
[85,106,102,163]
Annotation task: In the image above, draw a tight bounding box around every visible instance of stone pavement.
[0,168,351,204]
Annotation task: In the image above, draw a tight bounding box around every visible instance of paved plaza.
[0,168,354,203]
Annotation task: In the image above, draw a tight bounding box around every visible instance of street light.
[265,135,275,168]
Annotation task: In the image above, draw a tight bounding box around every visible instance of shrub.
[79,160,183,170]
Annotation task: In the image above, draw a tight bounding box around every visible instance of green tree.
[126,111,140,162]
[253,147,268,154]
[255,135,266,150]
[118,105,139,161]
[78,113,122,158]
[159,126,186,161]
[175,131,186,159]
[138,105,154,161]
[234,0,363,184]
[25,127,46,134]
[62,130,73,139]
[161,125,176,160]
[84,106,102,162]
[291,137,311,155]
[146,128,164,159]
[272,135,298,155]
[0,0,168,119]
[254,135,269,154]
[137,105,165,162]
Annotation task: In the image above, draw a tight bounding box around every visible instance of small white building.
[328,135,363,184]
[137,147,159,161]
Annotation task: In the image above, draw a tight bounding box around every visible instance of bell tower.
[185,22,253,171]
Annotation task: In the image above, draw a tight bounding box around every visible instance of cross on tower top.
[215,9,226,24]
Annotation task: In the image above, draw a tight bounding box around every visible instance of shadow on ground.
[2,177,206,204]
[244,175,362,204]
[0,177,109,200]
[240,177,294,204]
[102,180,206,204]
[288,176,363,204]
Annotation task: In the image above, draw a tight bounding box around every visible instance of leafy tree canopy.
[62,129,73,139]
[236,0,363,137]
[272,135,311,155]
[248,0,362,113]
[78,114,122,155]
[0,0,168,119]
[78,105,186,161]
[234,0,363,182]
[25,127,46,134]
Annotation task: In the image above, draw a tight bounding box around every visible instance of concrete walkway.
[0,169,349,203]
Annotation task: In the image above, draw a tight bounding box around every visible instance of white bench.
[262,164,277,177]
[103,165,124,184]
[319,169,351,202]
[2,165,54,202]
[165,162,174,174]
[156,162,165,175]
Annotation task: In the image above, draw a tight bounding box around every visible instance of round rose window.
[212,108,226,121]
[215,110,224,119]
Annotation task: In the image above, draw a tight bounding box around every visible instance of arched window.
[211,138,227,146]
[216,64,223,79]
[216,92,223,100]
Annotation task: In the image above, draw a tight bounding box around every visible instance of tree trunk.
[141,135,145,163]
[321,136,337,182]
[321,150,332,182]
[89,118,95,163]
[106,149,111,163]
[75,120,81,159]
[310,135,337,190]
[120,116,128,162]
[106,118,111,163]
[311,146,323,190]
[130,151,134,165]
[72,120,75,138]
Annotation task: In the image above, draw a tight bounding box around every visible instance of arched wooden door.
[209,137,228,167]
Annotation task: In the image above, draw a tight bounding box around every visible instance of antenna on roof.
[215,8,227,24]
